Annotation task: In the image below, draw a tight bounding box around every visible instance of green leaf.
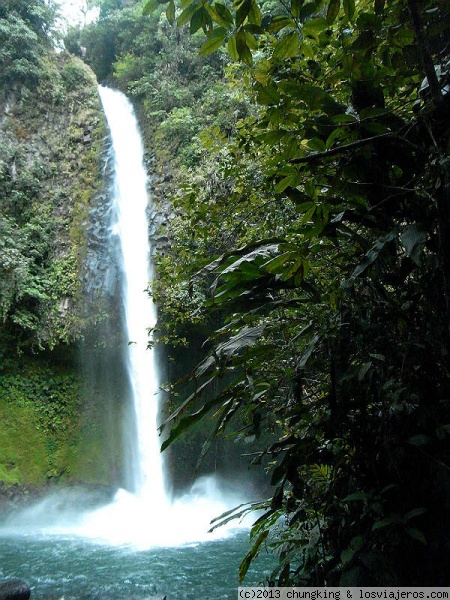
[344,492,368,502]
[374,0,385,13]
[343,0,355,20]
[143,0,160,15]
[236,29,253,64]
[227,34,239,60]
[189,8,203,33]
[404,507,427,521]
[248,0,262,26]
[327,0,340,23]
[332,113,358,124]
[254,58,272,84]
[236,0,252,27]
[166,0,175,24]
[349,232,396,280]
[177,3,198,26]
[405,527,427,545]
[257,83,280,105]
[273,31,300,60]
[199,28,227,55]
[302,17,328,41]
[207,3,234,27]
[245,30,258,50]
[341,547,354,565]
[268,15,295,33]
[400,224,427,266]
[372,518,393,530]
[290,0,302,18]
[239,530,269,583]
[407,434,431,446]
[358,361,372,381]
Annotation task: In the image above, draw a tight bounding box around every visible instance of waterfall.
[98,86,165,501]
[69,87,247,548]
[0,87,252,549]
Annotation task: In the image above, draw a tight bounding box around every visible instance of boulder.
[0,579,31,600]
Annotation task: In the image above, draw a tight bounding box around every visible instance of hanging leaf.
[190,7,209,33]
[405,527,427,545]
[227,34,239,60]
[257,83,280,105]
[268,15,295,33]
[327,0,340,23]
[166,0,175,24]
[290,0,303,18]
[199,28,227,55]
[236,0,252,27]
[177,3,198,26]
[143,0,160,15]
[207,3,234,27]
[343,0,355,20]
[248,0,262,26]
[239,530,269,582]
[303,17,328,40]
[349,232,396,281]
[400,224,427,266]
[254,58,272,84]
[273,31,300,60]
[236,29,253,64]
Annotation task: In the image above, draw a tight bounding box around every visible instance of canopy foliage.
[141,0,450,586]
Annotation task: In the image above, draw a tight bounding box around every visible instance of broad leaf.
[199,28,227,55]
[273,31,300,60]
[327,0,340,23]
[343,0,355,20]
[207,3,234,27]
[400,224,427,266]
[143,0,160,15]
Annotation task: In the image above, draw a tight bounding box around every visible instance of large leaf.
[207,3,234,27]
[343,0,355,19]
[349,232,396,281]
[239,530,269,582]
[177,3,198,26]
[143,0,160,15]
[400,224,427,266]
[199,28,227,55]
[166,0,175,24]
[215,324,265,358]
[327,0,340,23]
[273,31,300,60]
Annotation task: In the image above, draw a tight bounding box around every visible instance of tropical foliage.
[140,0,450,586]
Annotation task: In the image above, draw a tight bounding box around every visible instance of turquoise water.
[0,530,273,599]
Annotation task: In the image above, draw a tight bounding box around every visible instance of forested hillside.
[0,0,124,488]
[71,0,450,586]
[1,0,449,586]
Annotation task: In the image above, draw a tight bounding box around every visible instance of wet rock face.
[147,159,175,259]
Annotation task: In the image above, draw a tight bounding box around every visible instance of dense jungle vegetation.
[0,0,129,487]
[72,0,450,586]
[1,0,449,587]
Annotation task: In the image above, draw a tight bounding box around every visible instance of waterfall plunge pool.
[0,529,273,599]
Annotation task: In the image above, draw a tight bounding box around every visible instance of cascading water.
[0,86,249,550]
[71,87,246,548]
[98,86,166,501]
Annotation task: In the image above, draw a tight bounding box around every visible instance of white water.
[70,87,247,548]
[0,86,249,550]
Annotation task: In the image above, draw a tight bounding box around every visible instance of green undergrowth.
[0,348,128,488]
[0,353,81,485]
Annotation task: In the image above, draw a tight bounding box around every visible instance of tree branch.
[290,132,395,165]
[407,0,442,104]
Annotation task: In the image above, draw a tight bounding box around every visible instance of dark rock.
[0,579,31,600]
